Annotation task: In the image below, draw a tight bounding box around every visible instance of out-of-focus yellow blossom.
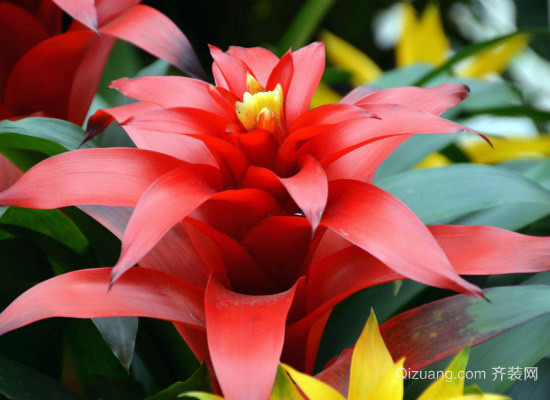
[456,34,530,78]
[275,310,509,400]
[461,136,550,164]
[321,30,383,86]
[317,2,539,168]
[415,152,453,169]
[396,2,449,67]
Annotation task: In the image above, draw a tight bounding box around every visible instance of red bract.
[0,43,549,400]
[0,0,203,123]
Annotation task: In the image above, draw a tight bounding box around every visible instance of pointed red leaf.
[285,42,325,126]
[0,3,48,93]
[80,204,213,289]
[354,84,470,115]
[0,148,185,209]
[123,107,228,136]
[109,76,227,116]
[430,225,550,274]
[280,155,328,231]
[0,267,205,337]
[289,103,373,132]
[307,246,402,314]
[0,154,22,191]
[241,216,311,290]
[68,35,115,124]
[100,5,205,79]
[303,103,476,168]
[321,180,483,297]
[209,45,249,98]
[183,219,278,294]
[325,135,409,182]
[111,163,222,283]
[4,30,96,121]
[52,0,98,32]
[227,46,279,87]
[205,275,297,400]
[266,50,294,96]
[94,0,140,25]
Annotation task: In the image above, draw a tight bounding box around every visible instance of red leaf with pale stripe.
[321,180,483,297]
[205,275,297,400]
[0,267,205,337]
[0,148,185,209]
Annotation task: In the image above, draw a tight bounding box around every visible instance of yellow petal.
[415,152,453,169]
[270,364,305,400]
[179,392,225,400]
[460,136,550,164]
[417,346,470,400]
[396,2,449,66]
[311,82,343,108]
[321,30,382,85]
[456,34,530,78]
[364,358,405,400]
[281,363,346,400]
[349,309,396,399]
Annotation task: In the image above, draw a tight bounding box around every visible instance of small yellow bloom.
[460,136,550,164]
[396,2,450,67]
[321,30,383,86]
[279,310,509,400]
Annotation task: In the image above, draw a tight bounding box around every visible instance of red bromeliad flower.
[0,43,549,400]
[0,0,203,123]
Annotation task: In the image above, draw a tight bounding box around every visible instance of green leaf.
[374,134,458,179]
[0,208,90,257]
[454,160,550,230]
[404,315,550,398]
[370,64,434,89]
[64,319,135,395]
[414,30,549,86]
[376,164,550,224]
[0,354,86,400]
[92,317,138,373]
[146,364,211,400]
[381,285,550,372]
[505,357,550,400]
[0,118,96,171]
[277,0,335,54]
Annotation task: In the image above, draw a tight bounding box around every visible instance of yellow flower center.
[235,73,283,132]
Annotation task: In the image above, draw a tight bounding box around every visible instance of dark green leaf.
[0,355,85,400]
[92,317,138,373]
[277,0,335,54]
[0,118,96,171]
[146,364,211,400]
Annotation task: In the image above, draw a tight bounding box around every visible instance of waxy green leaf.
[377,164,550,224]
